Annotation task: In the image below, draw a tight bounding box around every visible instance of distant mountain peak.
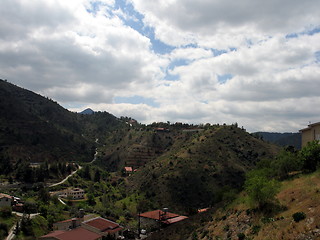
[80,108,94,115]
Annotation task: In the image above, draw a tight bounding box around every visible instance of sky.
[1,0,320,132]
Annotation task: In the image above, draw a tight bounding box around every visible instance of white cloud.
[130,0,320,48]
[1,0,320,132]
[0,0,164,100]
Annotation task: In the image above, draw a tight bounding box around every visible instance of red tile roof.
[40,230,66,238]
[139,210,179,221]
[84,217,123,234]
[56,218,78,223]
[0,193,12,199]
[124,167,133,172]
[198,208,209,213]
[40,227,101,240]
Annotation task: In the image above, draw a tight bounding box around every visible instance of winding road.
[48,149,98,188]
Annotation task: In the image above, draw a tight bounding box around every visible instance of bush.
[299,140,320,172]
[245,169,280,209]
[292,212,306,222]
[0,206,12,218]
[237,232,246,240]
[0,223,8,235]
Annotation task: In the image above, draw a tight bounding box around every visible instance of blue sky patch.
[286,26,320,39]
[114,95,159,107]
[168,59,189,70]
[212,49,228,56]
[113,0,174,55]
[217,74,233,84]
[315,51,320,63]
[286,33,298,39]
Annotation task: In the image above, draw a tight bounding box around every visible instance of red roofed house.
[39,227,102,240]
[0,193,13,208]
[82,217,124,239]
[138,209,188,231]
[124,166,133,175]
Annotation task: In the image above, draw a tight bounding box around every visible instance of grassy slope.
[194,171,320,240]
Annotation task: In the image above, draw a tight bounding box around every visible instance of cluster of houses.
[39,208,188,240]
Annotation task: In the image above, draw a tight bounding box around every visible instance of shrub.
[299,140,320,172]
[292,212,306,222]
[251,225,261,234]
[0,206,12,218]
[244,169,280,209]
[0,223,8,235]
[237,232,246,240]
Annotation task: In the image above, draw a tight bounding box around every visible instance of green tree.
[299,140,320,172]
[38,187,51,204]
[272,150,302,179]
[94,169,101,182]
[83,165,91,180]
[245,169,280,209]
[87,193,96,206]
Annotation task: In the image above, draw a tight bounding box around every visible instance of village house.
[0,193,12,208]
[82,217,124,239]
[40,217,124,240]
[53,218,82,231]
[39,226,102,240]
[138,209,188,231]
[59,188,85,200]
[124,166,133,175]
[300,121,320,147]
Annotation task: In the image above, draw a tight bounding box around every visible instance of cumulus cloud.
[0,0,163,101]
[1,0,320,132]
[130,0,320,48]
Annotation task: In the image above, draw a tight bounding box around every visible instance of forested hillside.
[0,79,124,180]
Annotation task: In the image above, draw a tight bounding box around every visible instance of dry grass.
[201,171,320,240]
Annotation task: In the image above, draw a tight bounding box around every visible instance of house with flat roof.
[299,122,320,147]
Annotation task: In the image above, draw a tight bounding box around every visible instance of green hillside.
[0,80,124,178]
[123,125,280,212]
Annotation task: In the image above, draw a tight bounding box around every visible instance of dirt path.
[48,165,82,188]
[48,148,98,188]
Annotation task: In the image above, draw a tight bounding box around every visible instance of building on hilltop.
[299,122,320,147]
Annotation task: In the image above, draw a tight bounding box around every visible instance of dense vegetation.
[0,79,127,181]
